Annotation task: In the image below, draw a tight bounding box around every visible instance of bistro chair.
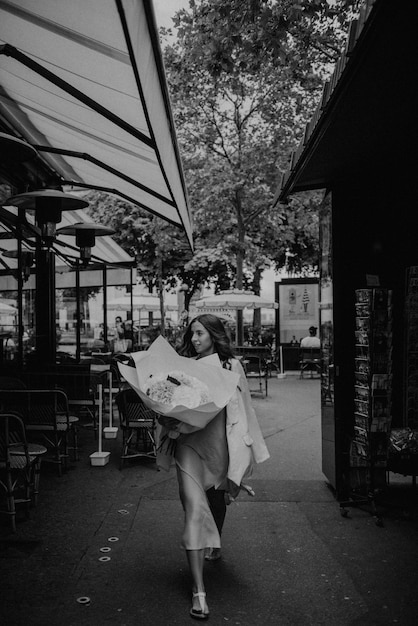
[27,365,98,436]
[242,355,268,396]
[0,412,38,532]
[299,348,321,379]
[115,388,157,469]
[0,389,74,475]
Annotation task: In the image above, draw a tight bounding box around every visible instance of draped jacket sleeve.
[225,358,270,492]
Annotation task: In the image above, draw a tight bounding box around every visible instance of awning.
[0,0,193,248]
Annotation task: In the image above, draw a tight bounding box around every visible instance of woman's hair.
[179,314,234,361]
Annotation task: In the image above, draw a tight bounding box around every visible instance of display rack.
[340,288,393,524]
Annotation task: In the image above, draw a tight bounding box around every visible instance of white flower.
[144,370,211,408]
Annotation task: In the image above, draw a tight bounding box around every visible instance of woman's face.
[190,320,214,358]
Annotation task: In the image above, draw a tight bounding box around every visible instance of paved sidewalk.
[1,375,418,625]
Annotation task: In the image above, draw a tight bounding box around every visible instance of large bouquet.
[118,335,240,429]
[144,370,211,409]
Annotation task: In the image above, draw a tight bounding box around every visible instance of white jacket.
[225,358,270,492]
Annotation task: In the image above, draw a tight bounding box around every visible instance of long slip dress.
[175,407,228,550]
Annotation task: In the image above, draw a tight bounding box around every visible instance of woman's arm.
[157,415,201,434]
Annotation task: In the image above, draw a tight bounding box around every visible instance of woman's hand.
[158,416,181,431]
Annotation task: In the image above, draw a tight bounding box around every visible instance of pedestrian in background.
[300,326,320,348]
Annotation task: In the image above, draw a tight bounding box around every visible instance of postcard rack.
[340,288,393,525]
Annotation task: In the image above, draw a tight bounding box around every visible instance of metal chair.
[0,412,38,532]
[0,389,73,475]
[10,441,47,507]
[243,355,268,396]
[299,348,321,378]
[26,366,98,436]
[115,388,157,469]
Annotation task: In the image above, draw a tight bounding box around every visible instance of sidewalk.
[1,375,418,625]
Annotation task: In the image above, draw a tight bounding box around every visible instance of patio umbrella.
[194,290,278,345]
[107,293,177,312]
[195,290,278,310]
[0,300,17,314]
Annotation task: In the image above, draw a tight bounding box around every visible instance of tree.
[162,1,359,289]
[168,0,360,79]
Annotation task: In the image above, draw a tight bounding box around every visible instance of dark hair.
[179,314,234,362]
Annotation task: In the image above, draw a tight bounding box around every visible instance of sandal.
[204,547,221,561]
[190,591,209,620]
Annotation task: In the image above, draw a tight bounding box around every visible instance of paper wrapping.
[118,335,240,428]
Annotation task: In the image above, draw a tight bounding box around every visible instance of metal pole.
[103,265,108,346]
[17,211,24,368]
[35,245,56,365]
[76,260,81,361]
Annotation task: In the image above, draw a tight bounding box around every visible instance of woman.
[159,314,269,620]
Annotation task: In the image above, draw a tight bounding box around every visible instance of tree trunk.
[157,252,165,337]
[253,267,262,333]
[235,200,245,346]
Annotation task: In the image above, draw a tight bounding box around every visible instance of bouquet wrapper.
[118,335,240,429]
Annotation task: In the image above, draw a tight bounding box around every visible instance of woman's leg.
[186,549,205,590]
[206,487,226,535]
[176,444,220,551]
[175,445,218,615]
[205,487,226,561]
[187,549,209,616]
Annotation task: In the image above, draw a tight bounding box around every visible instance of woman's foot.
[204,547,221,561]
[190,591,209,620]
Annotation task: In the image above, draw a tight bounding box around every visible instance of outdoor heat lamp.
[56,222,115,264]
[5,190,89,243]
[0,132,38,163]
[2,248,35,281]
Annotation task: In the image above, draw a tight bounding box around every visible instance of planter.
[103,426,118,439]
[90,451,110,466]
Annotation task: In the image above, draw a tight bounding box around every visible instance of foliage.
[160,0,361,294]
[169,0,360,79]
[86,191,189,290]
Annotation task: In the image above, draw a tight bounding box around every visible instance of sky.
[153,0,190,31]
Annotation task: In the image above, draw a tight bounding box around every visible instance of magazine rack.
[339,288,393,526]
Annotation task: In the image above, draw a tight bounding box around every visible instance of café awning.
[0,0,193,248]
